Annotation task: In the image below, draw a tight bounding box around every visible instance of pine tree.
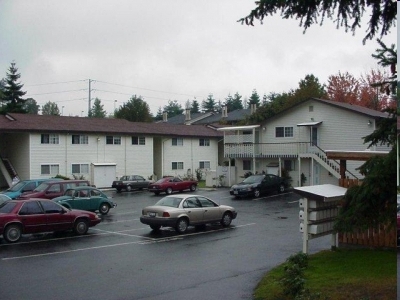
[89,98,107,118]
[2,62,27,113]
[190,99,200,113]
[201,94,216,113]
[41,101,60,116]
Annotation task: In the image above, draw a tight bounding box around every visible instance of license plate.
[234,191,238,195]
[149,212,156,217]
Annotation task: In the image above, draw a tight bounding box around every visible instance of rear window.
[0,202,17,213]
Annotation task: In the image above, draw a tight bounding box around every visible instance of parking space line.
[90,228,156,240]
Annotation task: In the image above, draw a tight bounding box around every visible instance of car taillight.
[162,212,170,217]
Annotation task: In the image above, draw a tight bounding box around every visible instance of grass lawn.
[253,248,397,300]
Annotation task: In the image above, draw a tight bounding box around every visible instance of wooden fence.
[337,178,396,248]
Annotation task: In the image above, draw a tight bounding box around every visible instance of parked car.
[1,178,61,199]
[140,194,237,233]
[19,180,90,200]
[112,175,152,192]
[148,177,197,195]
[230,174,288,198]
[53,186,117,215]
[0,194,11,205]
[0,199,101,243]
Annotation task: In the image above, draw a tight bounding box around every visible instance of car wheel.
[254,188,260,198]
[166,187,173,195]
[73,219,89,235]
[154,192,160,195]
[4,224,22,243]
[116,189,122,193]
[190,184,196,192]
[126,185,132,192]
[175,218,189,234]
[278,184,285,193]
[221,212,233,227]
[150,225,161,231]
[99,203,110,215]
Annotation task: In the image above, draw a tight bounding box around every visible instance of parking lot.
[0,188,331,300]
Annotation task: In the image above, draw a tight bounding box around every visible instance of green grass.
[253,248,397,300]
[197,180,206,188]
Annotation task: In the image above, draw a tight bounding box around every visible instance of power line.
[27,89,86,96]
[25,80,86,87]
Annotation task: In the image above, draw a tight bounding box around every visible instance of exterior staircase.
[0,156,19,187]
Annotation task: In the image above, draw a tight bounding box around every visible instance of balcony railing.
[224,142,310,158]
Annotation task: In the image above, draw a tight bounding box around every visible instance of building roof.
[0,113,223,138]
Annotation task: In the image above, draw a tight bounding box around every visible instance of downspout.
[252,127,256,173]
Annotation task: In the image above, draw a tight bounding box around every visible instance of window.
[284,159,295,171]
[309,105,314,112]
[41,134,59,144]
[132,136,146,145]
[106,136,121,145]
[72,135,88,144]
[40,200,64,214]
[275,127,293,138]
[172,138,183,146]
[41,164,59,175]
[72,164,89,174]
[19,201,43,215]
[199,138,210,146]
[199,161,210,169]
[243,160,251,171]
[172,162,184,170]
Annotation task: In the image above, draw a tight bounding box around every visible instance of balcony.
[224,142,310,158]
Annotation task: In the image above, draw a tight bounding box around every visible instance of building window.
[199,161,210,169]
[72,164,89,174]
[243,160,251,171]
[132,136,145,145]
[41,164,59,175]
[172,138,183,146]
[106,136,121,145]
[309,105,313,112]
[199,138,210,146]
[41,134,59,144]
[172,162,184,170]
[284,160,295,171]
[275,127,293,138]
[72,135,88,144]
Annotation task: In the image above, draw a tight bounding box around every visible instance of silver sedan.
[140,194,237,234]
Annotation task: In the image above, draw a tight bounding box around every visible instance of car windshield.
[34,182,51,192]
[155,197,182,208]
[154,178,171,184]
[242,175,264,184]
[8,181,27,191]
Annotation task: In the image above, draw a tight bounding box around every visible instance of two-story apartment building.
[218,98,390,187]
[0,113,223,188]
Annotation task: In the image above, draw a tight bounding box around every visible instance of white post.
[302,197,309,254]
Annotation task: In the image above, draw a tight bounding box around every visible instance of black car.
[112,175,152,192]
[230,174,288,198]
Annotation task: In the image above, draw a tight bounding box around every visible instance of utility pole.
[88,79,93,117]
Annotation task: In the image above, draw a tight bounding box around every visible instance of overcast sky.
[0,1,397,117]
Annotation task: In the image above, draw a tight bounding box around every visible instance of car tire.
[154,192,160,195]
[278,184,285,193]
[166,187,173,195]
[150,225,161,231]
[116,189,122,193]
[254,188,260,198]
[4,224,22,243]
[99,203,110,215]
[73,219,89,235]
[126,185,132,192]
[175,218,189,234]
[190,184,196,192]
[221,212,233,227]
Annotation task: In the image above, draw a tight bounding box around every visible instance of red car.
[0,199,101,243]
[148,177,197,195]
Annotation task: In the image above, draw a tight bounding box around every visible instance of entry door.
[311,127,318,147]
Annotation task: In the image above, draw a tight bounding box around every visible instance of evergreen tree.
[190,99,200,113]
[224,94,234,112]
[248,89,261,107]
[163,100,184,118]
[114,95,153,122]
[41,101,60,116]
[154,106,164,121]
[23,98,39,114]
[2,62,27,113]
[201,94,216,113]
[239,0,396,43]
[89,98,107,118]
[231,92,243,111]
